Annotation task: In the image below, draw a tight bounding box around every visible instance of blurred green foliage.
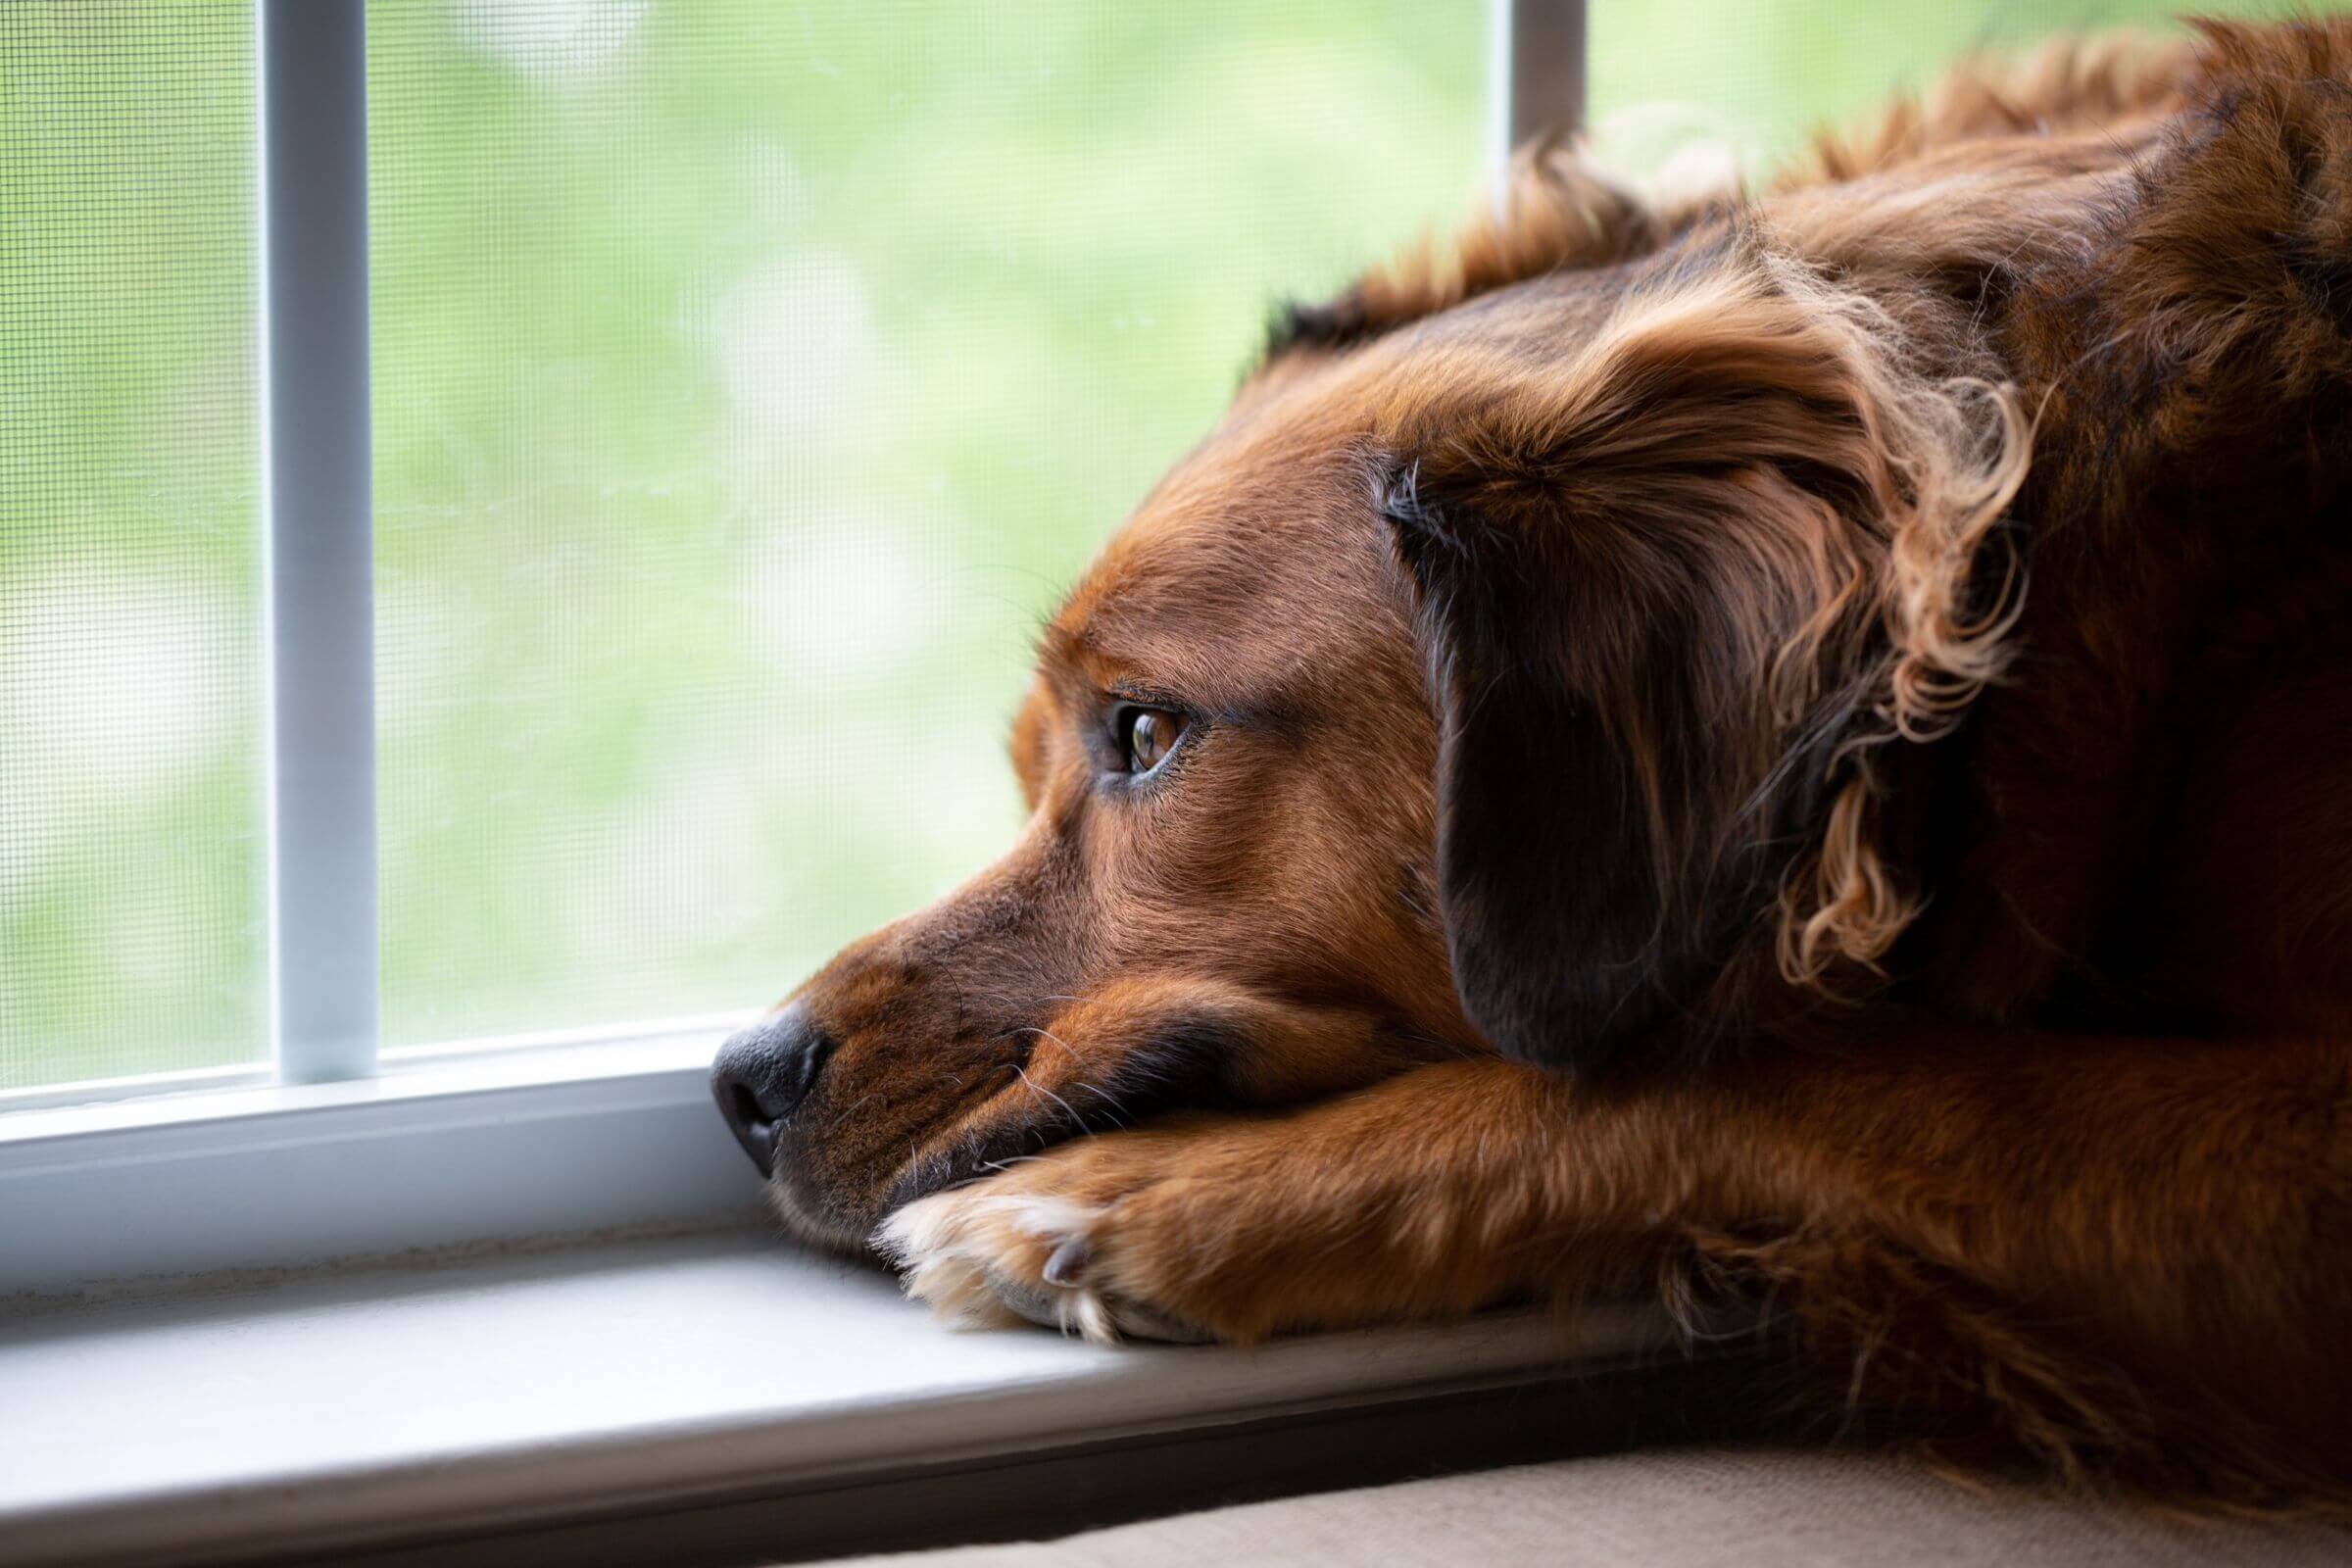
[362,0,1489,1048]
[0,1,2293,1089]
[1587,0,2302,175]
[1,1,263,1090]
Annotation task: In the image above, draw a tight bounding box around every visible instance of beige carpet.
[820,1447,2352,1567]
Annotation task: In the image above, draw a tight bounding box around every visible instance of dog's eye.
[1115,705,1188,776]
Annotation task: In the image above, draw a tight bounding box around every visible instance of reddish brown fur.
[754,20,2352,1505]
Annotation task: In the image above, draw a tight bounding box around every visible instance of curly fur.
[747,16,2352,1513]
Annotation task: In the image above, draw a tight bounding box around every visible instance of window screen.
[0,2,265,1093]
[1589,0,2300,176]
[23,3,2276,1095]
[366,1,1488,1049]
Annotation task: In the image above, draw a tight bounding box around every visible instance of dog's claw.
[1043,1235,1090,1286]
[875,1186,1209,1345]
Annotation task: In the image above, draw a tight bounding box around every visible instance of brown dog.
[712,20,2352,1502]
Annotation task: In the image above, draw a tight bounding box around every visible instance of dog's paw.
[873,1133,1231,1345]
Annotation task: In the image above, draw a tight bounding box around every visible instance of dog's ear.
[1267,138,1666,361]
[1381,243,2028,1074]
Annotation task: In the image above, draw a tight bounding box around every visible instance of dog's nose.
[710,1003,835,1177]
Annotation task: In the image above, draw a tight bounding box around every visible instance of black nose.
[711,1003,836,1177]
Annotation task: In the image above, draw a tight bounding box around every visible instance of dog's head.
[714,147,2032,1251]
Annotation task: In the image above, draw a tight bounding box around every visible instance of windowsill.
[0,1222,1696,1568]
[0,1030,761,1297]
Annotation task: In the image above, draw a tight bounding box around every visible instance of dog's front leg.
[880,1033,2352,1495]
[876,1055,1674,1343]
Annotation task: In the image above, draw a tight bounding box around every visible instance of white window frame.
[0,0,1587,1298]
[261,0,379,1091]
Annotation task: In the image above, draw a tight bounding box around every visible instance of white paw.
[874,1187,1207,1345]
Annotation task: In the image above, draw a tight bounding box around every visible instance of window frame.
[0,0,1586,1296]
[260,0,379,1091]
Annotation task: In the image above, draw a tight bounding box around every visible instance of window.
[1583,0,2292,178]
[3,0,1489,1105]
[364,0,1491,1054]
[0,1,2286,1291]
[1,3,264,1095]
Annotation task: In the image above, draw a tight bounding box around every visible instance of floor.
[818,1446,2352,1568]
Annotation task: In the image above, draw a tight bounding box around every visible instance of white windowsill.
[0,1028,761,1297]
[0,1019,1717,1564]
[0,1224,1678,1568]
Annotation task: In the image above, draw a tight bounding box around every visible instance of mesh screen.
[1588,0,2301,175]
[0,2,265,1092]
[2,3,2310,1091]
[367,1,1488,1047]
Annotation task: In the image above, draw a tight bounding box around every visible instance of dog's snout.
[711,1003,836,1177]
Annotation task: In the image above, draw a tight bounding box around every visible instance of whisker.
[1012,1063,1085,1133]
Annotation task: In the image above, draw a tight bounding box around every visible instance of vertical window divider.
[258,0,377,1086]
[1492,0,1588,177]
